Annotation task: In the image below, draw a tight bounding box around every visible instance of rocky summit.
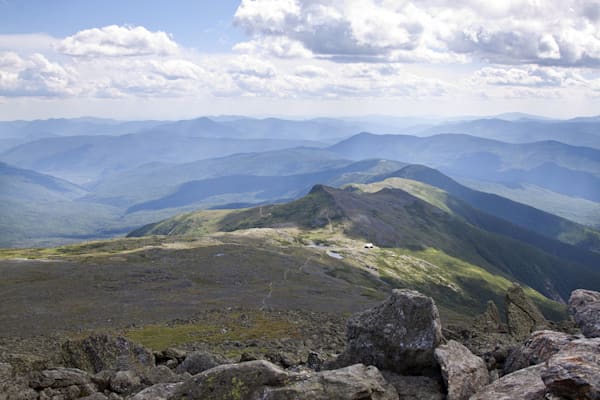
[1,288,600,399]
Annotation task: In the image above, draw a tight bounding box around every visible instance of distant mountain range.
[330,132,600,202]
[1,115,599,248]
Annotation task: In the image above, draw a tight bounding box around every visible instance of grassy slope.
[376,165,600,254]
[128,185,600,310]
[352,177,600,271]
[460,179,600,229]
[0,228,565,336]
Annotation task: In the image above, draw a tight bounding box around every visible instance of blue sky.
[0,0,244,52]
[1,0,600,120]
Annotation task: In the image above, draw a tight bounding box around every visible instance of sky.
[1,0,600,120]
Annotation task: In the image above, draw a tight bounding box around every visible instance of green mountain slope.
[130,185,600,303]
[374,165,600,254]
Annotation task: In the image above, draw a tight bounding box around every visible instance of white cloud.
[233,0,600,67]
[58,25,179,57]
[472,66,582,87]
[0,52,77,97]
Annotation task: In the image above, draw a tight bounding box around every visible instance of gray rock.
[62,334,154,374]
[504,330,573,374]
[29,367,91,389]
[91,370,112,392]
[541,337,600,400]
[173,360,289,399]
[144,365,181,385]
[569,289,600,338]
[110,370,141,395]
[473,300,502,332]
[469,364,546,400]
[306,351,323,371]
[0,363,13,383]
[80,394,108,400]
[0,385,39,400]
[380,372,444,400]
[434,340,488,400]
[505,285,547,341]
[260,364,398,400]
[131,383,183,400]
[175,351,226,375]
[338,289,443,374]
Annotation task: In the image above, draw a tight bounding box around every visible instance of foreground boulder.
[541,337,600,400]
[434,340,488,400]
[336,289,443,374]
[505,285,547,341]
[171,360,398,400]
[569,289,600,338]
[62,334,155,374]
[261,364,398,400]
[173,360,289,399]
[504,330,573,374]
[470,364,546,400]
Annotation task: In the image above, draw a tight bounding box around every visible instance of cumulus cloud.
[233,0,600,67]
[58,25,179,57]
[0,52,77,97]
[473,66,585,87]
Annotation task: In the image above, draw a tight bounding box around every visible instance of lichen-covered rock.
[173,360,289,400]
[175,351,226,376]
[337,289,443,374]
[0,363,12,383]
[473,300,502,332]
[29,367,92,389]
[541,337,600,400]
[132,383,183,400]
[1,363,38,400]
[80,394,108,400]
[469,364,546,400]
[505,285,547,341]
[110,370,142,395]
[434,340,488,400]
[569,289,600,338]
[62,334,155,373]
[504,330,573,374]
[143,365,181,385]
[260,364,398,400]
[380,372,444,400]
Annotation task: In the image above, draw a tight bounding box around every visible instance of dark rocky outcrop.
[434,340,488,400]
[380,372,444,400]
[569,289,600,338]
[504,330,573,374]
[62,334,155,374]
[335,289,443,375]
[505,285,547,341]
